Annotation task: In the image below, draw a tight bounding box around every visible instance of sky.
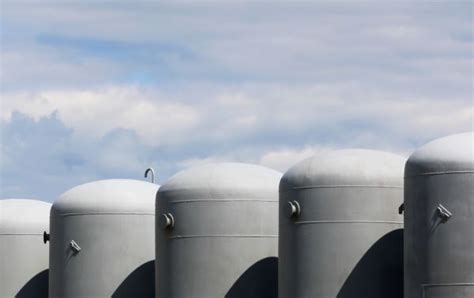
[1,1,473,202]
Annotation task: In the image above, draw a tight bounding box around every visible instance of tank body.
[156,162,281,298]
[405,132,474,298]
[0,199,51,298]
[49,179,159,298]
[279,149,405,298]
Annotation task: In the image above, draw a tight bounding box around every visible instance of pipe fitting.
[70,240,81,254]
[43,231,50,244]
[160,213,175,230]
[144,168,156,183]
[437,204,452,222]
[398,203,404,215]
[287,200,301,218]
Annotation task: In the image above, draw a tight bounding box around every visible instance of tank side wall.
[0,235,49,298]
[405,173,474,298]
[49,215,155,298]
[156,194,278,298]
[279,187,403,298]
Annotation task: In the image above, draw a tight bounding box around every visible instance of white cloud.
[176,156,230,170]
[1,86,199,146]
[0,46,124,91]
[259,146,331,172]
[2,82,472,149]
[175,145,331,173]
[2,2,472,89]
[1,1,472,199]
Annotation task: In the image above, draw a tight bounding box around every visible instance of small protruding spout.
[144,168,155,183]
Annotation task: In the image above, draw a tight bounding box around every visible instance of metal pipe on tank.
[144,168,156,183]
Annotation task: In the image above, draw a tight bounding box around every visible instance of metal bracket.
[437,204,452,222]
[70,240,81,254]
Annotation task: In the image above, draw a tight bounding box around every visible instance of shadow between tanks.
[337,229,404,298]
[112,260,155,298]
[16,269,48,298]
[226,256,278,298]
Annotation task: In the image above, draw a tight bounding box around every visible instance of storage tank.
[0,199,51,298]
[156,162,281,298]
[48,179,159,298]
[404,132,474,298]
[279,149,405,298]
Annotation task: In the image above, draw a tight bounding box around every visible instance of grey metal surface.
[279,149,405,298]
[404,132,474,298]
[48,179,159,298]
[0,199,51,298]
[156,162,281,298]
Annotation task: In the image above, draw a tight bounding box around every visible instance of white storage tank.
[48,179,159,298]
[404,132,474,298]
[156,162,281,298]
[0,199,51,298]
[279,149,405,298]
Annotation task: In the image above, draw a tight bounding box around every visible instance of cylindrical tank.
[279,149,405,298]
[156,162,281,298]
[404,132,474,298]
[0,199,51,298]
[48,179,159,298]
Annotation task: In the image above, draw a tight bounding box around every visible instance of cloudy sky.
[1,1,472,202]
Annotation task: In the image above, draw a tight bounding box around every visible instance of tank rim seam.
[421,282,474,287]
[0,233,44,235]
[169,199,277,204]
[168,234,278,239]
[51,212,155,218]
[294,220,403,225]
[405,170,474,178]
[280,185,403,192]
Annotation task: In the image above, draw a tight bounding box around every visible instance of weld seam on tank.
[287,185,403,190]
[422,283,474,288]
[294,220,403,225]
[405,170,474,177]
[52,212,155,217]
[168,234,278,239]
[170,199,277,204]
[0,233,45,236]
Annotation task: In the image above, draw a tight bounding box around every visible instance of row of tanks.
[1,132,472,298]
